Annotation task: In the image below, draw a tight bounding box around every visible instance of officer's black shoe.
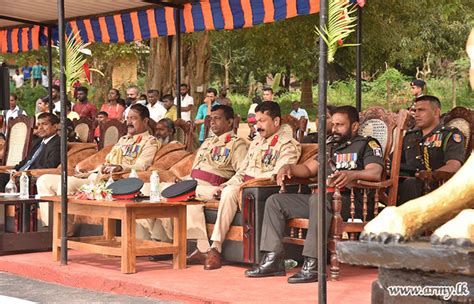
[287,257,318,284]
[244,252,286,277]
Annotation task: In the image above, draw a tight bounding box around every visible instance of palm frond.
[315,0,359,63]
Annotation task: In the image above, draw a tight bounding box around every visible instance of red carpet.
[0,250,376,303]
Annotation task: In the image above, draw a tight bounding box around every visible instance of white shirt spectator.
[3,106,27,128]
[42,73,49,88]
[290,107,310,132]
[147,102,167,122]
[174,94,194,121]
[12,74,24,88]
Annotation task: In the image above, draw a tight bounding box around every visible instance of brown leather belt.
[243,175,254,182]
[191,169,228,186]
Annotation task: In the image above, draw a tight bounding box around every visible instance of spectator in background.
[247,96,262,140]
[41,69,49,89]
[21,65,31,84]
[147,89,166,122]
[216,86,232,106]
[408,79,426,116]
[100,89,125,120]
[31,60,43,87]
[35,97,50,120]
[162,94,177,121]
[123,86,143,119]
[50,85,63,113]
[195,88,219,144]
[2,94,27,133]
[174,84,194,122]
[263,87,274,102]
[94,111,109,141]
[73,86,97,120]
[155,118,176,144]
[290,101,310,133]
[12,69,24,88]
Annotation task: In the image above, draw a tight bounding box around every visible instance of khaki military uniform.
[136,131,248,242]
[37,131,160,226]
[210,127,301,247]
[398,124,465,205]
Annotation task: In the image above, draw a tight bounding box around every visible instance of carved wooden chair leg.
[329,188,342,281]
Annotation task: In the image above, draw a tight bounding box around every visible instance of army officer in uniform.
[398,95,465,205]
[245,106,384,283]
[136,105,248,263]
[203,102,302,270]
[37,104,160,196]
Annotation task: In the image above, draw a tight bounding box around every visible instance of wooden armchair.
[73,117,94,143]
[1,116,35,168]
[174,118,196,152]
[416,106,474,190]
[282,109,410,280]
[98,119,127,150]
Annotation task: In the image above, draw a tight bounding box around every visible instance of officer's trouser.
[36,174,95,227]
[136,183,217,244]
[260,191,368,258]
[210,185,240,244]
[397,177,425,206]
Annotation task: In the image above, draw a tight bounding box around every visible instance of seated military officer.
[245,105,384,283]
[203,101,301,270]
[398,95,465,205]
[37,104,160,196]
[136,105,248,263]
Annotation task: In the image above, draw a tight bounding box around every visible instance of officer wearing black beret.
[398,95,465,205]
[245,106,384,283]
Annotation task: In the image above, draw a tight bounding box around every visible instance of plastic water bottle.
[149,170,161,202]
[129,168,138,178]
[19,172,29,199]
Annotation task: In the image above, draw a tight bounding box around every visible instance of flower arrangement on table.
[75,182,113,201]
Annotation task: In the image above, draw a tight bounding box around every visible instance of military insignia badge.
[453,133,462,143]
[368,140,382,157]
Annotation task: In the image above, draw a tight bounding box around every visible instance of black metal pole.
[47,25,53,113]
[355,7,362,112]
[317,0,328,302]
[57,0,68,265]
[175,8,182,119]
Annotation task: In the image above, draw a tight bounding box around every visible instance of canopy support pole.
[317,0,328,302]
[355,6,362,112]
[57,0,68,265]
[175,8,182,119]
[47,25,53,113]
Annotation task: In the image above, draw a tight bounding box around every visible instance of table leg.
[173,205,187,269]
[121,210,136,274]
[21,203,30,233]
[52,203,61,262]
[103,218,116,240]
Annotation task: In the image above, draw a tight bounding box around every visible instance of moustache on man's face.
[127,124,134,128]
[256,128,264,133]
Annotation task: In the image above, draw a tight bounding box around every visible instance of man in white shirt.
[289,101,310,132]
[147,89,166,122]
[12,69,24,88]
[41,69,49,89]
[3,94,27,130]
[123,86,146,120]
[174,84,194,121]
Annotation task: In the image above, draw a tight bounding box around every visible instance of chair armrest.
[240,177,276,189]
[353,179,393,189]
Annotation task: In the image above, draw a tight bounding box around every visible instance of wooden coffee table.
[50,196,189,274]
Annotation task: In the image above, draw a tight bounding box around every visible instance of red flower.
[338,39,344,46]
